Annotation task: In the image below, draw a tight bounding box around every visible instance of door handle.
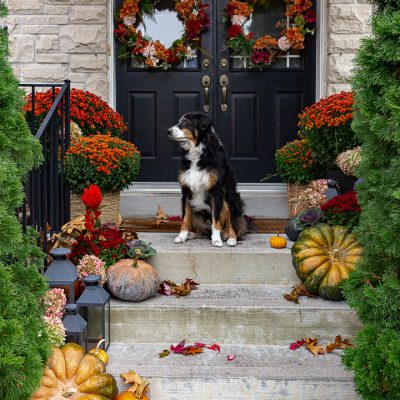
[220,74,229,112]
[201,75,211,113]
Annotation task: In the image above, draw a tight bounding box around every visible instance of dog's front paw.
[227,238,237,247]
[212,238,223,247]
[174,231,188,244]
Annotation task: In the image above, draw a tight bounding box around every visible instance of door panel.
[115,0,316,182]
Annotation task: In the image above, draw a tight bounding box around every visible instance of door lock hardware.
[201,75,211,113]
[220,58,228,69]
[219,74,229,112]
[202,58,210,69]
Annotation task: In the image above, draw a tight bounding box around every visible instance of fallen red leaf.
[170,340,186,354]
[289,339,305,351]
[206,343,221,352]
[326,335,353,353]
[227,354,236,361]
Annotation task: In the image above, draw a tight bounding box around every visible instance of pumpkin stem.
[96,338,106,350]
[132,249,141,268]
[333,248,340,262]
[62,388,77,398]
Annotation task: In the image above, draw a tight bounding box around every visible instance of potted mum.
[65,135,141,223]
[269,139,323,217]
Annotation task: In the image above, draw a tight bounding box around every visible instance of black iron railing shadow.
[19,80,71,256]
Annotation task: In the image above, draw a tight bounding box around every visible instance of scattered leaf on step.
[158,279,200,297]
[154,205,169,226]
[289,339,305,351]
[167,215,182,222]
[206,343,221,352]
[326,335,353,353]
[120,370,150,396]
[183,346,203,356]
[170,340,187,354]
[159,350,171,358]
[227,354,236,361]
[305,338,325,357]
[283,283,315,304]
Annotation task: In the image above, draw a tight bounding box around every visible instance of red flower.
[251,50,270,65]
[81,184,103,210]
[321,191,361,214]
[186,19,202,40]
[304,9,316,24]
[227,25,243,39]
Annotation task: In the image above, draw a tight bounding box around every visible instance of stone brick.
[44,5,69,14]
[11,64,21,80]
[36,53,69,63]
[21,24,59,34]
[70,5,106,23]
[59,24,107,53]
[328,54,355,83]
[75,0,107,4]
[70,53,107,72]
[5,16,20,33]
[327,83,352,95]
[329,5,372,34]
[69,72,88,83]
[9,35,35,63]
[20,15,69,25]
[45,0,75,3]
[22,63,67,82]
[86,73,108,101]
[329,34,364,54]
[7,0,44,14]
[36,34,60,52]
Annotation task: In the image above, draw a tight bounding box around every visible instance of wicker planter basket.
[70,191,121,225]
[287,183,308,218]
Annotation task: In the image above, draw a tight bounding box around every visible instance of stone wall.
[326,0,372,95]
[5,0,109,101]
[5,0,372,102]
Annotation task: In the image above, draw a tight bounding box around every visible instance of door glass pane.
[231,0,303,70]
[130,0,198,69]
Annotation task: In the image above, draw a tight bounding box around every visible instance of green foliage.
[272,139,323,184]
[341,2,400,398]
[0,2,50,398]
[126,240,157,259]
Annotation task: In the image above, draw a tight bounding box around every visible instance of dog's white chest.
[181,165,210,212]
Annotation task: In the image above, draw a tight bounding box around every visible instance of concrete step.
[107,343,359,399]
[137,232,297,285]
[120,182,288,219]
[110,284,362,345]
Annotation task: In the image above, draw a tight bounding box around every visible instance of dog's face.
[167,112,212,148]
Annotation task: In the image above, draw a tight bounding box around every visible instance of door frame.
[108,0,327,109]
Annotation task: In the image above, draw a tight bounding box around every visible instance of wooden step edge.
[121,218,288,234]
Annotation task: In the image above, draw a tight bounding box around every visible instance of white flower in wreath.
[143,42,156,58]
[148,56,159,67]
[231,15,247,26]
[186,46,195,60]
[123,14,136,27]
[192,9,199,16]
[278,36,291,52]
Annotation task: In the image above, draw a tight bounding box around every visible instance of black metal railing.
[19,80,71,254]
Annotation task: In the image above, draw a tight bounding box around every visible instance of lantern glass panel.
[63,304,88,351]
[77,275,111,351]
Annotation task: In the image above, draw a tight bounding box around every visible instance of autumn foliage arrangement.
[273,139,322,184]
[225,0,315,67]
[65,135,141,194]
[24,88,127,137]
[115,0,210,68]
[298,92,358,171]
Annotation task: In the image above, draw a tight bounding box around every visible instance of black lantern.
[62,303,88,351]
[45,248,79,303]
[326,179,342,200]
[77,275,110,351]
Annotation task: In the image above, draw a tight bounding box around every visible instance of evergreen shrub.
[0,2,50,399]
[342,1,400,397]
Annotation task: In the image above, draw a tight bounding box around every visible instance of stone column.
[5,0,110,101]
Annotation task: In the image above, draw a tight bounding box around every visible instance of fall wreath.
[115,0,210,68]
[225,0,316,67]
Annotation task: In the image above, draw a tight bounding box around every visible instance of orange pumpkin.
[116,392,148,400]
[31,343,118,400]
[107,259,160,302]
[269,233,287,249]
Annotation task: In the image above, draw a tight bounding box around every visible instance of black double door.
[115,0,316,182]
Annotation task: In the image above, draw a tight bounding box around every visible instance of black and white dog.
[167,112,255,247]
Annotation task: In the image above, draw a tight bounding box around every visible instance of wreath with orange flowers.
[115,0,210,68]
[225,0,315,67]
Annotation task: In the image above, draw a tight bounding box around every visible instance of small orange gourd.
[269,233,287,249]
[89,339,109,365]
[116,392,148,400]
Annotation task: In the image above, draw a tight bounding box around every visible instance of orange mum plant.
[65,135,141,194]
[298,92,358,171]
[24,88,127,137]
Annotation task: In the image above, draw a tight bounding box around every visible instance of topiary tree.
[342,0,400,398]
[0,2,51,399]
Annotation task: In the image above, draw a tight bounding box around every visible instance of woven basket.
[287,183,308,218]
[70,192,121,225]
